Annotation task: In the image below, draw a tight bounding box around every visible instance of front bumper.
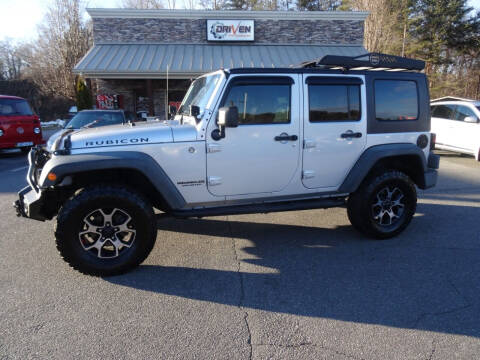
[14,186,48,221]
[14,146,53,221]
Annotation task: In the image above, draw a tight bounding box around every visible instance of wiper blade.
[81,120,99,128]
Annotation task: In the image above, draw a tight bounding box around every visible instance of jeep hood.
[54,122,197,151]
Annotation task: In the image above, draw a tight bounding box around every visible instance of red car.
[0,95,44,152]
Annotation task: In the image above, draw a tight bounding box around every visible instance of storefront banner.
[96,94,122,110]
[207,20,254,42]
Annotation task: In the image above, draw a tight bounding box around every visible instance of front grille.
[33,147,50,169]
[28,146,51,189]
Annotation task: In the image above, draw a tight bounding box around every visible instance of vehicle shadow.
[106,201,480,338]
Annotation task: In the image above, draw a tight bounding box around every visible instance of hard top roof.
[431,96,478,103]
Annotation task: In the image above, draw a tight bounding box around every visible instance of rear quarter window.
[374,80,418,121]
[432,104,456,119]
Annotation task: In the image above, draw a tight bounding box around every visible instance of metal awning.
[74,43,367,79]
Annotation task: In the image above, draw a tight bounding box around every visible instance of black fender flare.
[38,151,186,210]
[338,143,433,193]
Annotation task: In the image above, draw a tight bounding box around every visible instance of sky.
[0,0,118,42]
[1,0,480,42]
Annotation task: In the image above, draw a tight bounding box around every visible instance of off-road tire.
[347,170,417,239]
[55,185,157,276]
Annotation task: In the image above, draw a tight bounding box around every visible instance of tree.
[199,0,227,9]
[0,39,29,80]
[297,0,342,11]
[25,0,92,100]
[76,76,93,111]
[340,0,409,54]
[409,0,475,68]
[120,0,164,8]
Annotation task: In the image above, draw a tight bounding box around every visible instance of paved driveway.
[0,151,479,359]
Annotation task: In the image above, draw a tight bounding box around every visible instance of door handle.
[341,131,362,139]
[274,134,298,141]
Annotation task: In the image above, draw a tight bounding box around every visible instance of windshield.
[66,111,124,129]
[0,98,33,116]
[178,73,222,115]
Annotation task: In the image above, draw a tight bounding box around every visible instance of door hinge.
[207,143,222,153]
[303,140,316,149]
[207,176,222,186]
[302,170,315,179]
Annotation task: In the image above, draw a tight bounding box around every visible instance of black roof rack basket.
[298,52,425,72]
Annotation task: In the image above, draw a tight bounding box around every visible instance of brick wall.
[93,18,364,45]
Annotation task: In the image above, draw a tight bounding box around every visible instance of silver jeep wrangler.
[15,53,439,276]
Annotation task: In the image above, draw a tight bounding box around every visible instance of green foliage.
[346,0,479,99]
[409,0,476,65]
[76,76,93,111]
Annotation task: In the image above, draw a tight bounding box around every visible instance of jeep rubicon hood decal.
[68,122,177,150]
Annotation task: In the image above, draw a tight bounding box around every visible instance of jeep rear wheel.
[347,170,417,239]
[55,185,156,276]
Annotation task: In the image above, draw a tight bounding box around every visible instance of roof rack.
[297,52,425,72]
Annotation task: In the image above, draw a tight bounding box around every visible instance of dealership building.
[74,8,368,118]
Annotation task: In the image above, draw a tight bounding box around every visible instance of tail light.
[430,133,436,151]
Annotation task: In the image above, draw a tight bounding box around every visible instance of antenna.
[165,64,169,120]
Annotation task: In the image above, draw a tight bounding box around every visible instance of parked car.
[0,95,44,153]
[47,110,129,149]
[430,97,480,160]
[64,109,127,129]
[15,53,439,276]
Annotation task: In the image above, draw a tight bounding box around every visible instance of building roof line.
[93,42,365,47]
[74,43,367,77]
[86,8,369,21]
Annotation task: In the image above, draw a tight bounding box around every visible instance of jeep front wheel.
[347,170,417,239]
[55,185,157,276]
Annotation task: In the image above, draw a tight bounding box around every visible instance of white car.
[431,97,480,160]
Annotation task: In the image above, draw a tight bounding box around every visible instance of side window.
[432,104,456,119]
[308,85,361,122]
[374,80,418,121]
[222,84,290,125]
[454,105,478,122]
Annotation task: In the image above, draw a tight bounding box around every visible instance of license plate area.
[16,142,33,147]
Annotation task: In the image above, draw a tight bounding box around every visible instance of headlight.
[0,129,3,136]
[34,127,41,134]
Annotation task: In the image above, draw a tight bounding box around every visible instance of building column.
[146,79,154,116]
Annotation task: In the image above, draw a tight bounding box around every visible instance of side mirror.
[211,106,239,141]
[189,105,200,118]
[464,116,478,123]
[218,106,239,128]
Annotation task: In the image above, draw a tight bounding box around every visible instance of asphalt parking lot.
[0,149,479,360]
